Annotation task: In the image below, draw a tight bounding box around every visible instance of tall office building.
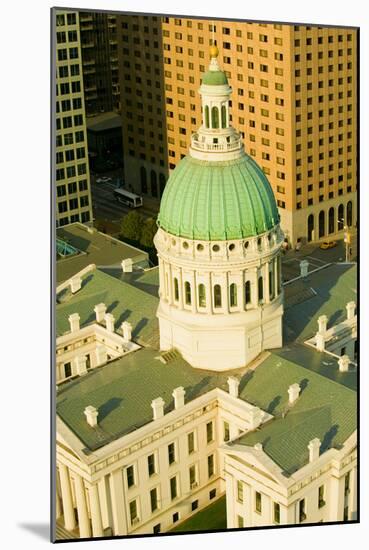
[55,10,93,227]
[118,16,357,245]
[79,11,120,115]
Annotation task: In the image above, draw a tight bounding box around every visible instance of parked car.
[96,176,113,184]
[320,241,337,250]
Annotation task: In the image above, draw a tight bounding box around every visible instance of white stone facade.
[155,226,284,370]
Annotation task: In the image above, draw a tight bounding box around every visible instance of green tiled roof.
[56,269,159,347]
[235,353,357,476]
[158,155,279,241]
[57,347,241,452]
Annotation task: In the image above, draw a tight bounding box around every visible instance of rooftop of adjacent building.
[56,262,356,468]
[86,111,122,133]
[56,222,149,283]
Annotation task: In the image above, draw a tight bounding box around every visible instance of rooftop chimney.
[249,406,262,430]
[346,301,356,321]
[338,355,350,372]
[121,321,132,342]
[121,258,133,273]
[84,405,98,427]
[172,386,185,409]
[308,438,321,462]
[68,313,80,333]
[151,397,165,420]
[70,276,82,294]
[317,315,328,334]
[228,376,240,398]
[94,303,106,323]
[288,383,301,405]
[105,313,115,332]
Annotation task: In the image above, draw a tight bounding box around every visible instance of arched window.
[205,105,209,128]
[245,281,251,305]
[258,276,264,302]
[213,284,222,308]
[211,106,219,129]
[338,204,344,230]
[230,283,237,307]
[347,201,353,227]
[328,207,335,234]
[198,284,206,308]
[277,256,282,294]
[151,170,158,198]
[140,166,147,194]
[319,210,325,238]
[221,105,227,128]
[159,173,166,198]
[184,281,191,305]
[174,278,179,301]
[269,269,274,300]
[307,214,314,242]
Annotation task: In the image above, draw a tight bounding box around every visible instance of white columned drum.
[154,46,284,371]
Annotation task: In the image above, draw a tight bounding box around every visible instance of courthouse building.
[55,50,357,540]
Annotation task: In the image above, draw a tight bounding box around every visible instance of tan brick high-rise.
[118,16,357,245]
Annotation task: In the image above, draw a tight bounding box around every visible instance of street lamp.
[338,218,350,262]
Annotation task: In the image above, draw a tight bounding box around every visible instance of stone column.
[59,463,76,532]
[109,469,128,535]
[74,474,91,538]
[158,258,165,299]
[191,271,197,313]
[206,271,212,314]
[274,256,279,297]
[350,466,357,520]
[89,483,104,537]
[55,472,62,519]
[253,267,258,308]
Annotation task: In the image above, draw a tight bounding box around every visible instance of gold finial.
[209,45,219,58]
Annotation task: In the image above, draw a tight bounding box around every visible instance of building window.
[174,278,179,301]
[184,281,191,305]
[168,442,176,465]
[126,465,135,488]
[223,421,230,442]
[150,487,158,512]
[245,281,251,305]
[269,270,274,299]
[237,480,244,503]
[274,502,280,524]
[318,485,326,508]
[206,421,214,443]
[344,472,351,496]
[328,207,335,234]
[170,476,178,500]
[255,491,262,514]
[230,283,237,307]
[213,284,222,308]
[210,488,217,500]
[208,454,214,478]
[211,106,219,128]
[258,276,263,302]
[198,283,206,308]
[237,515,244,528]
[188,432,195,454]
[189,464,196,488]
[64,362,72,378]
[148,454,156,477]
[299,499,306,522]
[347,201,353,226]
[191,500,199,511]
[307,214,314,242]
[319,211,325,238]
[129,499,138,524]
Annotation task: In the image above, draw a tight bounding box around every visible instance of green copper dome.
[158,155,280,241]
[202,69,229,86]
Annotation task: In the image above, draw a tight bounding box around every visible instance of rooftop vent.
[84,405,98,427]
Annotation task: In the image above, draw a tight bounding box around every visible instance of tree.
[140,217,158,249]
[120,210,143,242]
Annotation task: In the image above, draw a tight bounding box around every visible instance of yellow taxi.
[319,241,337,250]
